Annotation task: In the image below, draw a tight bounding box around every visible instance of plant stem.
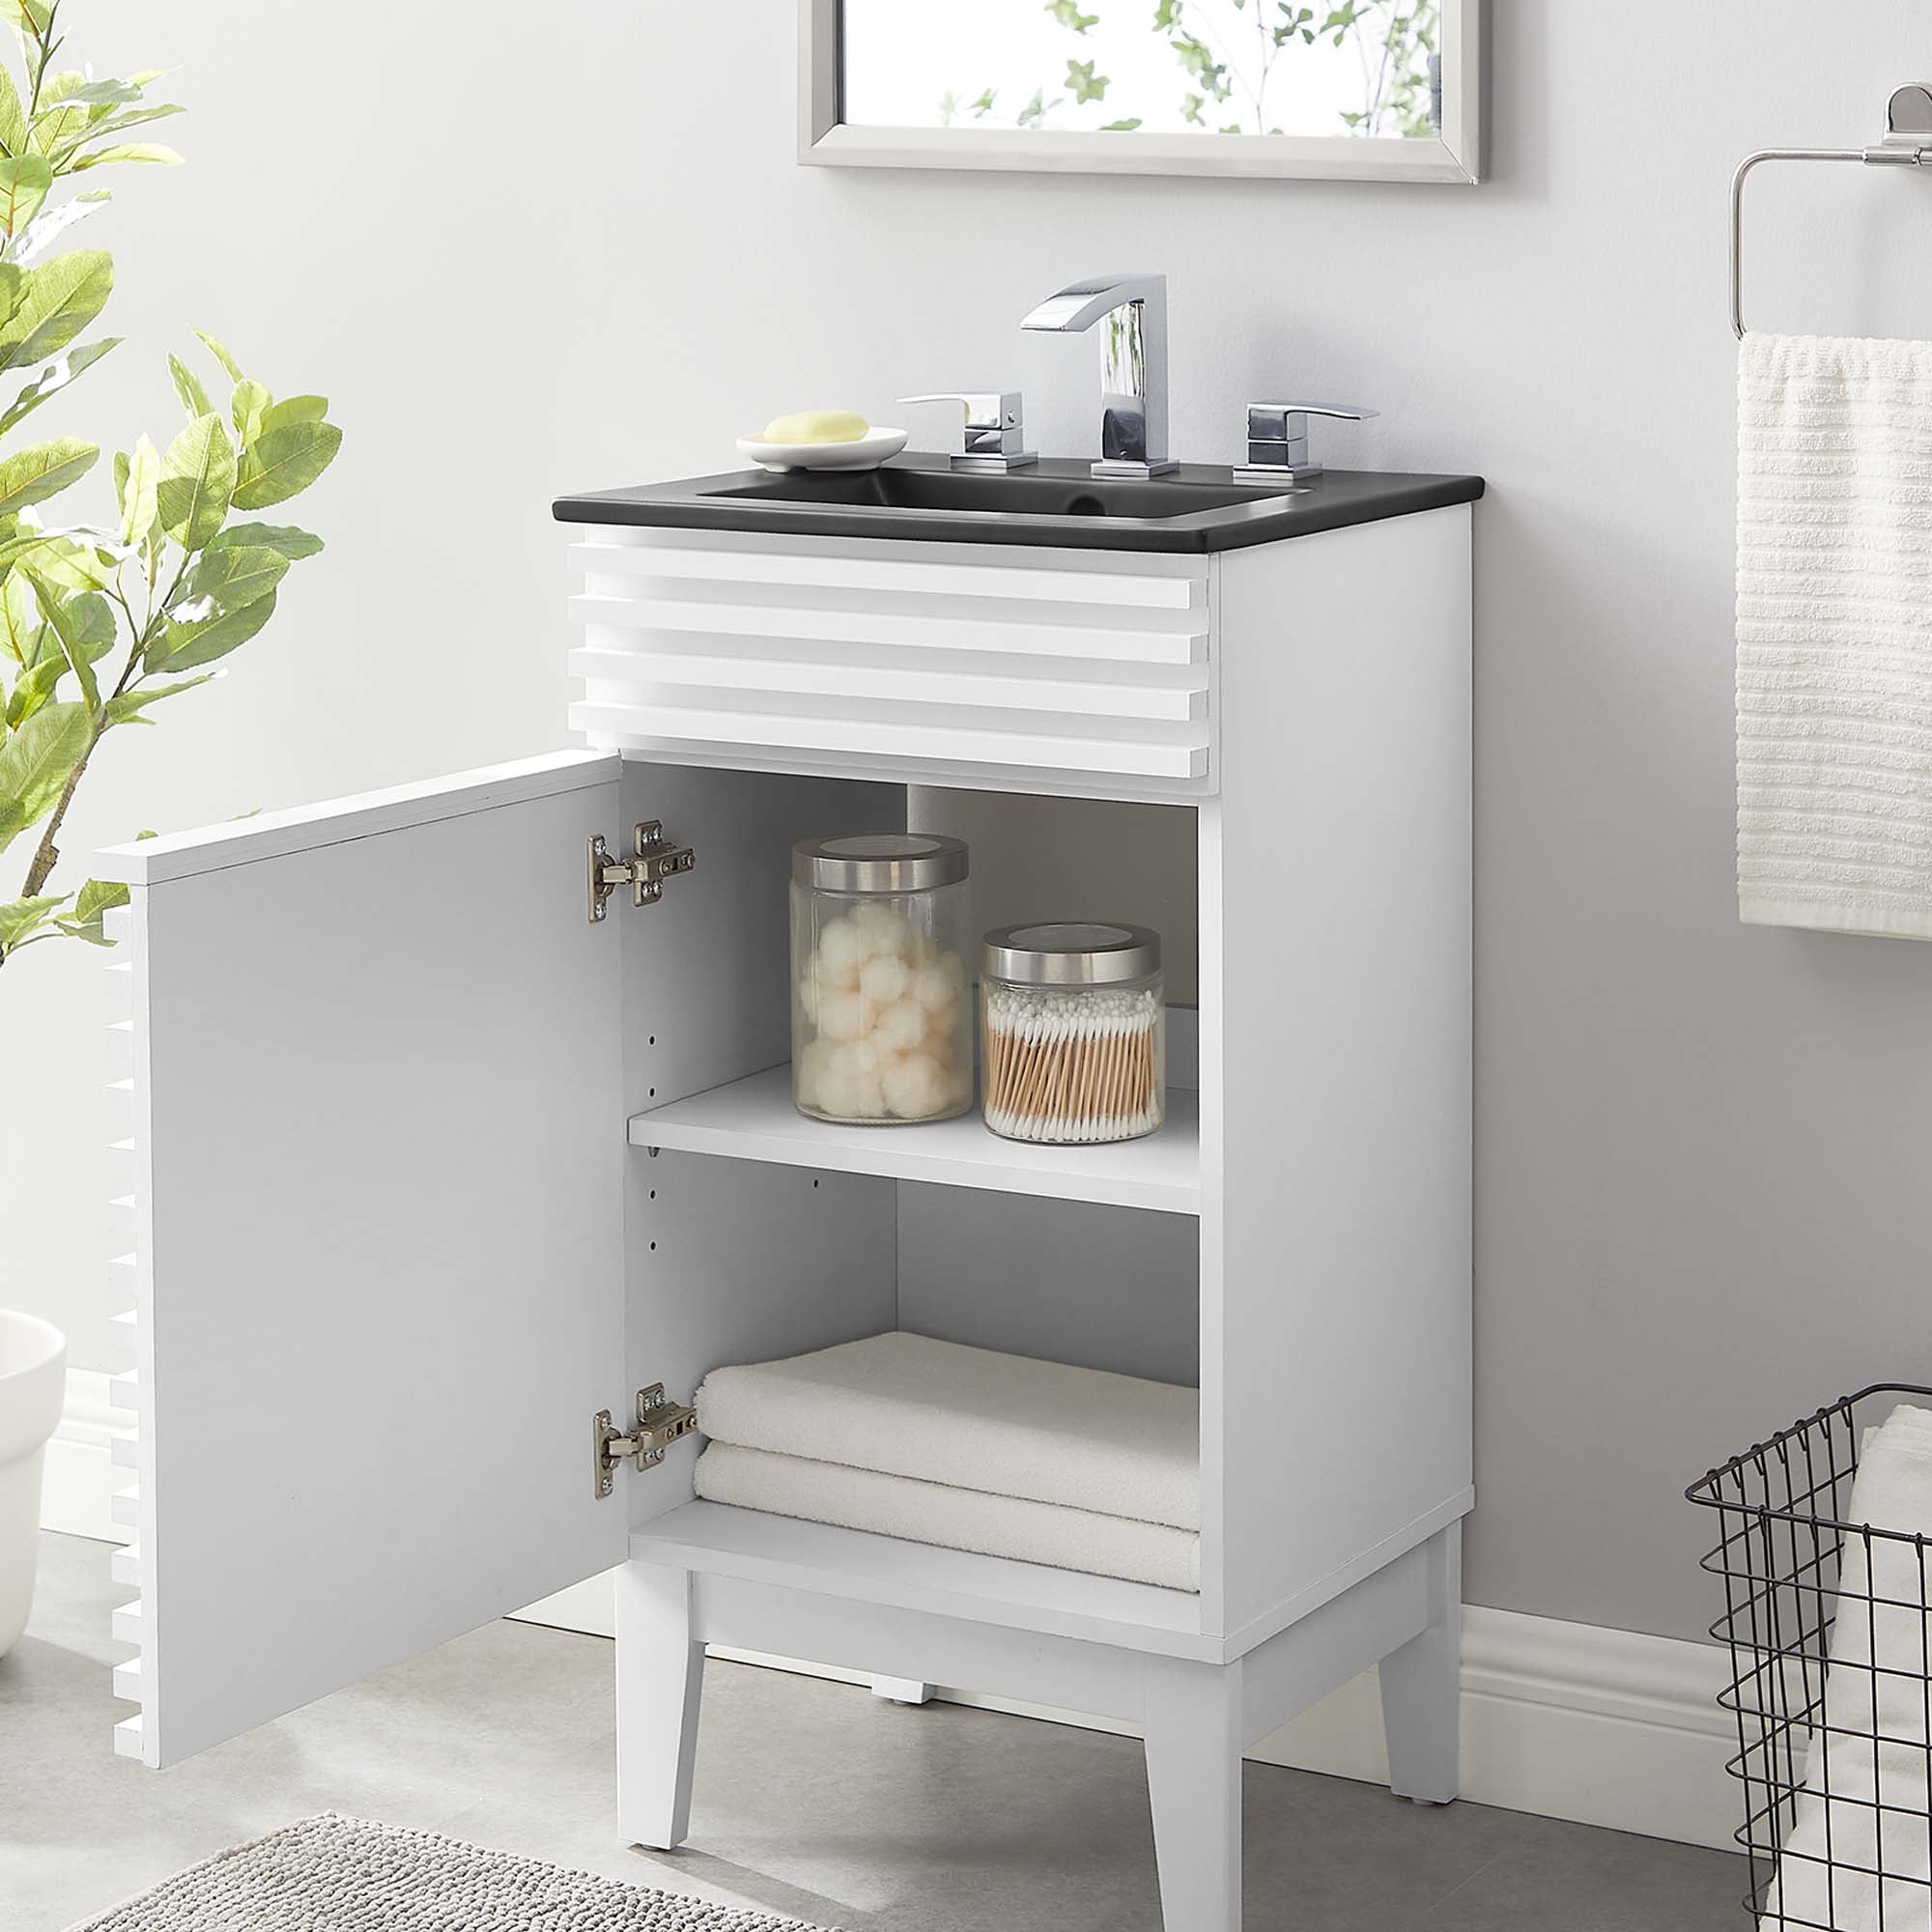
[18,730,90,895]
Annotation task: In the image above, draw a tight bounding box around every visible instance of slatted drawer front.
[566,532,1214,794]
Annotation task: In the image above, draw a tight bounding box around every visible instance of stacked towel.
[693,1331,1200,1592]
[1737,333,1932,940]
[1769,1404,1932,1930]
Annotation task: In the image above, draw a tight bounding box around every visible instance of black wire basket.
[1689,1385,1932,1928]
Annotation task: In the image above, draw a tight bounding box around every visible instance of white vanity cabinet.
[94,493,1475,1932]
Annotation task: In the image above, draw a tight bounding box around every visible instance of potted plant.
[0,0,342,1642]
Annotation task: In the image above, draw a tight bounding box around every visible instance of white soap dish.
[737,427,907,473]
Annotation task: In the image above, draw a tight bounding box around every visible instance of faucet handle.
[1238,402,1378,483]
[897,391,1037,470]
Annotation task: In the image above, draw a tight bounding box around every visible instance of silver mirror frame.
[799,0,1482,186]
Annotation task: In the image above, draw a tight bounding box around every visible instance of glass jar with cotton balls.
[789,834,974,1124]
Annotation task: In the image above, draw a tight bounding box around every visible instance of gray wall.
[9,2,1932,1644]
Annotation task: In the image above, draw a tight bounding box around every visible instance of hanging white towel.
[693,1441,1201,1592]
[696,1330,1199,1531]
[1737,332,1932,939]
[1768,1404,1932,1930]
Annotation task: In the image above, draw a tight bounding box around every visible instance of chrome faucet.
[1020,271,1175,479]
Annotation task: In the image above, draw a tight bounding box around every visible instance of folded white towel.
[694,1440,1201,1592]
[1737,332,1932,940]
[696,1330,1198,1531]
[1769,1404,1932,1929]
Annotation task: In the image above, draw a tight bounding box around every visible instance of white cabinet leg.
[615,1562,704,1850]
[1143,1661,1243,1932]
[871,1675,933,1704]
[1378,1524,1462,1805]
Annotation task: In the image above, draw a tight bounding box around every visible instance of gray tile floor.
[4,1533,1744,1930]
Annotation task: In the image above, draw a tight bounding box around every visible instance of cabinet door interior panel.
[100,753,628,1768]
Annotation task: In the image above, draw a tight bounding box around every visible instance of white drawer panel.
[569,539,1203,611]
[568,643,1208,724]
[572,699,1208,781]
[567,532,1215,791]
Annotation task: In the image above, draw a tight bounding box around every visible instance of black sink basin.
[554,456,1486,554]
[714,465,1283,522]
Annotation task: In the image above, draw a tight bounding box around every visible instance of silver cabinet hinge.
[587,821,696,922]
[593,1384,698,1497]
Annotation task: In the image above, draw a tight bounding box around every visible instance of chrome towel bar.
[1731,83,1932,338]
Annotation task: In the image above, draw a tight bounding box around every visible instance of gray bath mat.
[67,1813,825,1932]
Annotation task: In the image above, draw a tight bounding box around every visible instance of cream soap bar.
[763,409,867,444]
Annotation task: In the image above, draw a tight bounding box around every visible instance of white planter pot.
[0,1309,67,1658]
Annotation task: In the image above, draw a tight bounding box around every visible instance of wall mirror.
[800,0,1482,185]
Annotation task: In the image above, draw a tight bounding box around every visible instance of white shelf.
[631,1500,1211,1660]
[627,1066,1200,1215]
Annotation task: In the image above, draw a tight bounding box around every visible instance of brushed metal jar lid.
[792,832,970,893]
[981,922,1161,987]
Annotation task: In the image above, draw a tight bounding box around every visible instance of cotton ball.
[854,1071,887,1118]
[797,976,820,1026]
[818,990,867,1041]
[922,1019,955,1069]
[854,901,914,956]
[874,998,926,1051]
[913,952,964,1012]
[816,1069,861,1119]
[883,1050,947,1120]
[859,953,911,1007]
[793,1040,829,1107]
[827,1038,882,1079]
[815,917,868,986]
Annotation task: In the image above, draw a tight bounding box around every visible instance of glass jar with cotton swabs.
[980,923,1165,1146]
[790,834,974,1125]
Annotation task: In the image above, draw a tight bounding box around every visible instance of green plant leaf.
[119,432,158,548]
[190,327,243,384]
[210,520,322,560]
[0,1,55,39]
[1046,0,1099,28]
[0,566,36,661]
[155,584,275,671]
[103,669,213,724]
[1099,118,1143,129]
[10,531,123,591]
[232,418,340,511]
[167,350,212,420]
[13,188,110,266]
[260,393,327,432]
[74,101,185,146]
[49,77,146,112]
[69,142,182,171]
[156,412,235,551]
[0,63,26,158]
[0,334,117,435]
[0,153,49,237]
[54,874,128,944]
[22,569,111,711]
[0,436,96,516]
[153,544,290,677]
[4,649,59,724]
[231,378,270,446]
[0,696,86,854]
[1065,59,1108,102]
[0,250,112,372]
[0,890,62,948]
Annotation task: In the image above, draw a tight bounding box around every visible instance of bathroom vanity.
[94,453,1480,1932]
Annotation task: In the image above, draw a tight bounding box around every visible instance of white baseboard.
[40,1367,133,1546]
[513,1573,1740,1854]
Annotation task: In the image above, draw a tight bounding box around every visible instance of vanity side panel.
[1203,506,1473,1645]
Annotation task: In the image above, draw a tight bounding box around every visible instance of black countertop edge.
[553,465,1486,555]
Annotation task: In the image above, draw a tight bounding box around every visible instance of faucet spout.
[1020,271,1175,478]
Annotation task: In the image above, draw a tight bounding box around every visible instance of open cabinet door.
[93,752,630,1767]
